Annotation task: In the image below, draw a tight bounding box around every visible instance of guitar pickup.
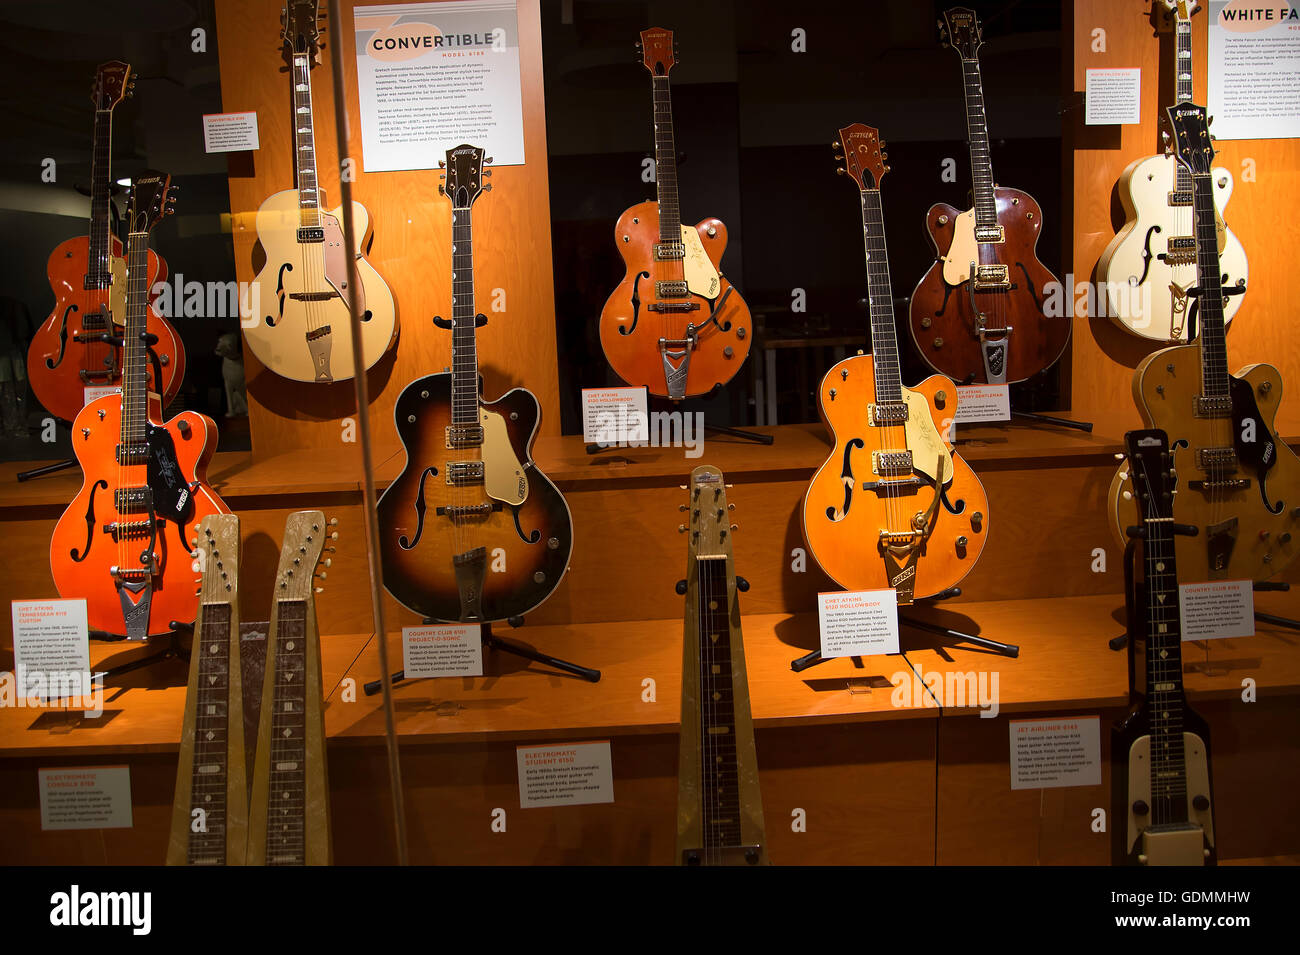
[446,424,484,449]
[1163,236,1196,264]
[974,224,1004,243]
[297,227,325,243]
[653,242,685,261]
[114,486,152,513]
[655,280,689,298]
[1193,395,1232,418]
[871,450,913,475]
[1167,190,1193,206]
[1195,447,1237,470]
[115,443,149,466]
[973,264,1010,290]
[446,461,485,486]
[866,402,909,426]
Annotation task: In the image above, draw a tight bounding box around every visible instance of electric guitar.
[247,510,333,865]
[28,61,184,422]
[1113,428,1215,866]
[804,124,989,603]
[676,466,767,866]
[49,171,229,641]
[598,27,751,400]
[1109,104,1299,582]
[1097,0,1247,343]
[908,8,1069,384]
[244,0,397,383]
[167,513,247,866]
[376,145,573,623]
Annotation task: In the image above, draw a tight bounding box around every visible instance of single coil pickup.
[1188,478,1251,492]
[1167,191,1193,206]
[297,227,325,243]
[446,425,484,449]
[974,225,1005,243]
[304,325,333,342]
[102,518,164,540]
[80,312,110,332]
[446,461,485,486]
[1196,447,1238,470]
[1193,395,1232,418]
[647,301,701,313]
[862,477,922,495]
[973,265,1010,290]
[290,291,340,302]
[114,486,151,513]
[436,502,501,522]
[653,243,685,261]
[866,402,909,427]
[655,281,690,298]
[871,450,914,475]
[115,443,149,466]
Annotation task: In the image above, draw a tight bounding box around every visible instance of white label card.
[1009,716,1102,790]
[402,624,483,677]
[39,766,133,830]
[817,589,900,658]
[954,384,1010,423]
[1085,68,1142,125]
[202,111,260,153]
[1208,1,1300,141]
[11,599,91,707]
[516,741,614,808]
[581,387,649,446]
[82,385,120,408]
[1179,579,1254,641]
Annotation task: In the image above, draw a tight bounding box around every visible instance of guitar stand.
[94,620,194,682]
[16,459,77,482]
[1252,581,1299,632]
[363,616,601,695]
[1010,410,1093,433]
[789,586,1020,672]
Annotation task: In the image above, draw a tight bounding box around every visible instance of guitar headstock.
[1159,0,1199,22]
[92,61,134,111]
[126,170,175,234]
[438,144,492,208]
[281,0,325,57]
[685,465,734,559]
[834,123,888,192]
[1124,429,1176,523]
[637,27,677,75]
[1166,102,1215,175]
[193,513,241,602]
[939,7,982,57]
[275,510,336,601]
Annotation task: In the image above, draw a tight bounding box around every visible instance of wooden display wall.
[1069,0,1300,436]
[214,0,561,457]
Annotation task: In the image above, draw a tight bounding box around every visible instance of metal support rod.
[327,0,408,866]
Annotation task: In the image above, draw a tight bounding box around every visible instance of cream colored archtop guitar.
[245,0,396,383]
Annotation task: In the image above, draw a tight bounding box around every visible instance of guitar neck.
[694,554,743,848]
[119,231,152,453]
[87,108,114,288]
[1143,519,1189,826]
[959,56,999,228]
[650,75,682,246]
[1171,11,1195,197]
[291,52,321,227]
[1191,172,1229,397]
[859,189,903,404]
[265,598,309,865]
[450,205,479,426]
[186,603,235,862]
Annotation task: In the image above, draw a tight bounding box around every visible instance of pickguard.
[1228,374,1283,514]
[320,213,366,314]
[901,388,952,487]
[481,408,527,506]
[145,424,198,550]
[680,225,720,300]
[940,208,978,286]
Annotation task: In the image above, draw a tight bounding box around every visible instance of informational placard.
[1208,1,1300,140]
[1179,579,1254,641]
[1009,716,1102,791]
[1084,68,1142,125]
[11,599,89,704]
[202,111,260,153]
[38,766,133,830]
[354,1,525,171]
[516,741,614,808]
[82,385,120,408]
[954,384,1010,423]
[817,589,900,658]
[581,387,649,446]
[402,623,483,677]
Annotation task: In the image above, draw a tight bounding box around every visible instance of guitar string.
[862,186,903,545]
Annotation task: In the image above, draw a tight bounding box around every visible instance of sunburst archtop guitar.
[598,27,751,400]
[804,124,989,603]
[28,61,184,422]
[244,0,396,383]
[908,8,1069,385]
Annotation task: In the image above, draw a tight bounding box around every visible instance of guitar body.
[802,354,988,599]
[599,201,751,399]
[49,394,227,638]
[377,373,573,623]
[29,235,183,422]
[908,187,1068,384]
[1108,343,1300,581]
[1098,153,1247,341]
[245,189,397,383]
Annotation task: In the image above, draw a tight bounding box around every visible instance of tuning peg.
[315,571,327,579]
[483,183,493,191]
[438,160,446,168]
[438,184,445,195]
[315,587,324,594]
[321,558,332,568]
[486,156,494,164]
[836,167,846,175]
[832,140,841,149]
[483,169,492,176]
[885,165,891,172]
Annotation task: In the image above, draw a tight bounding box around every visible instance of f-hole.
[511,505,541,544]
[621,271,651,335]
[399,466,438,549]
[266,262,293,326]
[47,304,77,369]
[71,479,109,562]
[826,438,865,522]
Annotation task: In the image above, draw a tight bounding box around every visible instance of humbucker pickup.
[872,450,914,475]
[974,224,1005,243]
[654,242,685,261]
[1164,237,1196,264]
[1193,395,1232,418]
[1196,447,1237,470]
[446,461,485,486]
[114,486,151,513]
[974,264,1010,290]
[1168,190,1193,206]
[867,402,909,426]
[305,325,333,342]
[297,227,325,243]
[655,280,689,298]
[446,424,484,449]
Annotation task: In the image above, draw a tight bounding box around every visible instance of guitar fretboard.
[1172,12,1194,197]
[450,204,479,427]
[859,189,903,404]
[1191,172,1229,398]
[87,109,114,289]
[959,57,999,229]
[650,75,682,247]
[118,231,151,455]
[1142,516,1189,826]
[695,555,741,850]
[292,53,321,228]
[187,604,232,865]
[266,600,308,865]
